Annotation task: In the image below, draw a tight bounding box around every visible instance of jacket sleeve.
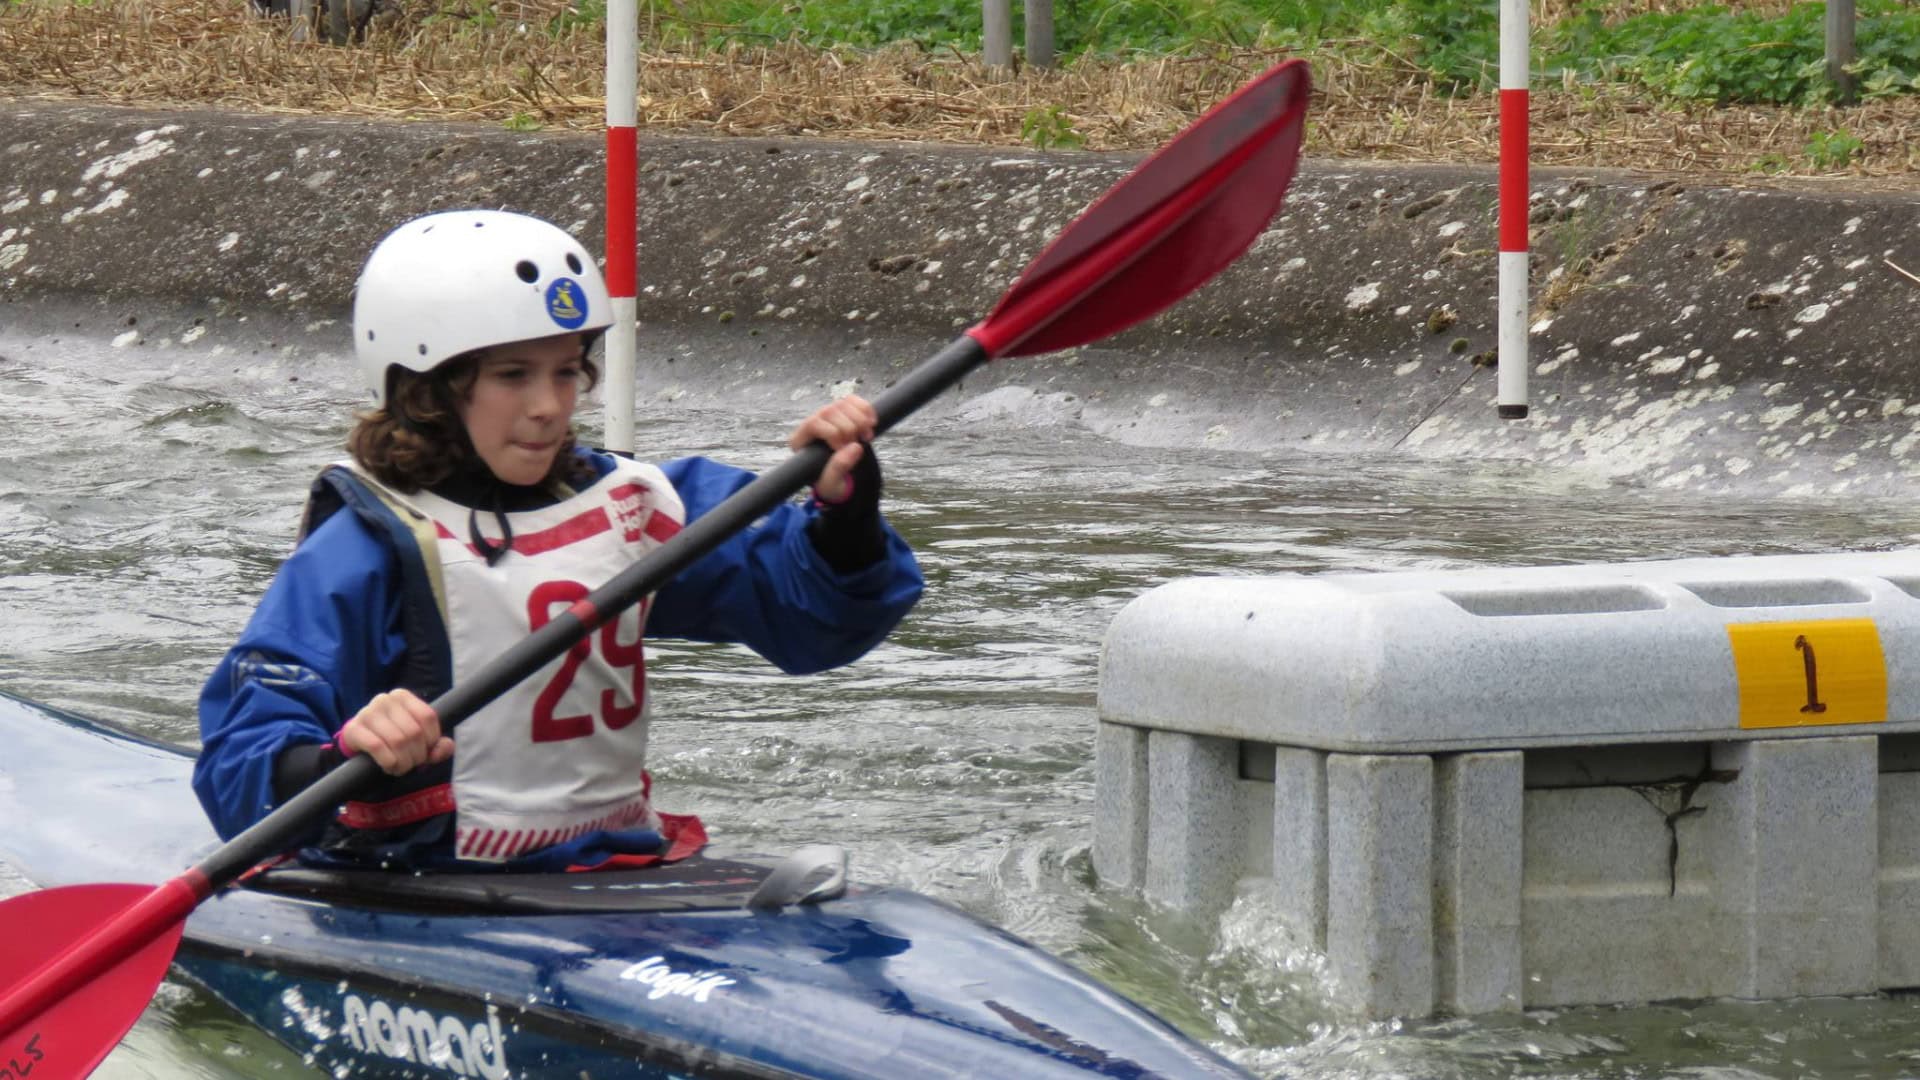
[646,455,923,675]
[191,511,409,841]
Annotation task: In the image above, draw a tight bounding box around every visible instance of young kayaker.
[192,208,923,870]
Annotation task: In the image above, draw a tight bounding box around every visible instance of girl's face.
[456,333,585,486]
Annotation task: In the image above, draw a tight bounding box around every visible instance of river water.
[6,320,1920,1079]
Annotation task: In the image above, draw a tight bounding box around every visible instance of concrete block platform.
[1094,551,1920,1018]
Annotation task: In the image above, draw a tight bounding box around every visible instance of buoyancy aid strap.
[337,783,457,830]
[301,464,455,701]
[331,468,450,620]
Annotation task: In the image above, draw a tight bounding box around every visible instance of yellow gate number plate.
[1727,618,1887,729]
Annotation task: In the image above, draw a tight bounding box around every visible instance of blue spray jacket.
[192,450,923,859]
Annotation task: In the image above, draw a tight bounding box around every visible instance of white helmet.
[352,209,613,406]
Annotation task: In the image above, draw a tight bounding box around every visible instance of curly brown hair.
[348,350,600,493]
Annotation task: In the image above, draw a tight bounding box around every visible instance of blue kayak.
[0,690,1253,1080]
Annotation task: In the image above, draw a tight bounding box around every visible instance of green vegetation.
[525,0,1920,107]
[1757,127,1867,171]
[1020,104,1084,149]
[1552,2,1920,105]
[1804,127,1866,166]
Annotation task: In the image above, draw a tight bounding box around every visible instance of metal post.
[983,0,1012,70]
[1025,0,1054,69]
[1827,0,1857,105]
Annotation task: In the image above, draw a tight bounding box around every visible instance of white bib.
[353,460,685,862]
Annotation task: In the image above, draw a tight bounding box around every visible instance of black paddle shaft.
[193,333,991,886]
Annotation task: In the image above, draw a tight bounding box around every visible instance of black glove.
[806,441,887,573]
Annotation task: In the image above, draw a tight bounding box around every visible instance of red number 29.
[526,580,645,743]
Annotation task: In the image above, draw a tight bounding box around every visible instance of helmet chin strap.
[467,497,514,568]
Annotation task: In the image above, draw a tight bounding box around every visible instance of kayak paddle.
[0,57,1310,1077]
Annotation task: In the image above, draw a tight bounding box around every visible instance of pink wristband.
[333,729,359,758]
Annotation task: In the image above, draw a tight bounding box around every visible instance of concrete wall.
[4,100,1920,493]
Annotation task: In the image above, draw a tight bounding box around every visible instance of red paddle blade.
[971,58,1312,359]
[0,883,187,1078]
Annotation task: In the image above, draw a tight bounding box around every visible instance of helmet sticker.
[546,278,589,329]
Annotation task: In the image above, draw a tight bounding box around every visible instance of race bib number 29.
[527,580,645,742]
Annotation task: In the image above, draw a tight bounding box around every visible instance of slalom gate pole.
[1498,0,1530,420]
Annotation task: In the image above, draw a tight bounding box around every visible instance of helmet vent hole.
[515,260,539,283]
[417,344,428,355]
[566,253,584,274]
[366,330,376,341]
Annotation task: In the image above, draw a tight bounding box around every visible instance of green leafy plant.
[504,110,544,131]
[1386,0,1498,90]
[1858,62,1920,100]
[1804,128,1864,169]
[1020,104,1084,149]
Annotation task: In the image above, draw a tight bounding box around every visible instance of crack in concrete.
[1628,755,1738,898]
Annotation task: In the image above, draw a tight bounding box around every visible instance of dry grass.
[3,0,1919,187]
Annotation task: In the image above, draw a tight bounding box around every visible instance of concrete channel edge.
[3,100,1920,495]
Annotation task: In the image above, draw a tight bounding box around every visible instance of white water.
[8,320,1920,1078]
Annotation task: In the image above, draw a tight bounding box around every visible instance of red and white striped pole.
[1497,0,1529,420]
[604,0,639,452]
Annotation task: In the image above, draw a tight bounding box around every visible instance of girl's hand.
[340,689,453,776]
[789,395,877,503]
